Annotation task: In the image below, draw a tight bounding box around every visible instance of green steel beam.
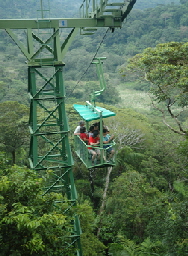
[0,0,136,30]
[5,28,31,59]
[121,0,137,21]
[27,29,34,55]
[32,32,53,54]
[5,26,78,65]
[61,28,79,59]
[31,30,59,59]
[0,18,121,29]
[90,57,107,105]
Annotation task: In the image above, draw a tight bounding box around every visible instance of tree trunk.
[97,166,112,237]
[88,168,95,200]
[12,150,16,165]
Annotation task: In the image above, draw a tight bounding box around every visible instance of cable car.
[73,101,116,168]
[73,57,116,168]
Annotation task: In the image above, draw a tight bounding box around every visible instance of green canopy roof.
[73,104,116,121]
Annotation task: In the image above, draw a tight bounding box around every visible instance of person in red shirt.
[88,130,100,164]
[80,127,89,144]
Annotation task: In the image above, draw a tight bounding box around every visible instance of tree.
[0,101,29,164]
[100,170,188,255]
[105,171,161,241]
[0,162,105,256]
[0,164,75,255]
[77,201,106,256]
[180,0,188,5]
[103,107,153,151]
[125,42,188,135]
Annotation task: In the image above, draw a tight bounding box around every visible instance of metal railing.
[79,0,125,19]
[74,135,115,168]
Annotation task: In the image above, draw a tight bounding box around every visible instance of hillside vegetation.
[1,1,188,255]
[0,0,187,109]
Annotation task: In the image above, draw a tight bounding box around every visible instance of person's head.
[96,121,104,130]
[103,128,108,135]
[92,130,99,138]
[80,126,86,133]
[93,122,99,130]
[79,120,85,127]
[89,125,94,132]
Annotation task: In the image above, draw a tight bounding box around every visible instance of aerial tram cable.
[67,27,110,98]
[67,13,131,99]
[73,51,116,168]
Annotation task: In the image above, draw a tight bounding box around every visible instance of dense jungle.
[0,0,188,255]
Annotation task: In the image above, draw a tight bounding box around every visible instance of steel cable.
[66,27,110,98]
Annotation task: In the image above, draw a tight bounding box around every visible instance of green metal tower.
[0,0,136,255]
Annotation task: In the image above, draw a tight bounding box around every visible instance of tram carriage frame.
[73,101,116,168]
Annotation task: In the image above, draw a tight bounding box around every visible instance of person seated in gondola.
[103,128,115,161]
[93,122,99,132]
[80,126,89,144]
[74,120,85,135]
[94,121,102,131]
[88,122,99,137]
[88,130,100,164]
[88,125,94,137]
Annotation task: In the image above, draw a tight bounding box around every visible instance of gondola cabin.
[73,101,116,168]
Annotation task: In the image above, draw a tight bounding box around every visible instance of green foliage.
[0,0,81,19]
[97,86,121,105]
[0,164,106,255]
[126,42,188,135]
[77,201,106,256]
[115,146,144,173]
[1,0,188,106]
[0,101,29,164]
[105,107,153,151]
[178,138,188,157]
[106,171,160,241]
[0,165,76,255]
[135,0,180,10]
[66,80,121,105]
[123,81,151,92]
[174,180,188,198]
[145,190,188,254]
[1,2,188,256]
[108,237,165,256]
[102,170,188,255]
[127,42,188,105]
[142,125,188,192]
[180,0,188,5]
